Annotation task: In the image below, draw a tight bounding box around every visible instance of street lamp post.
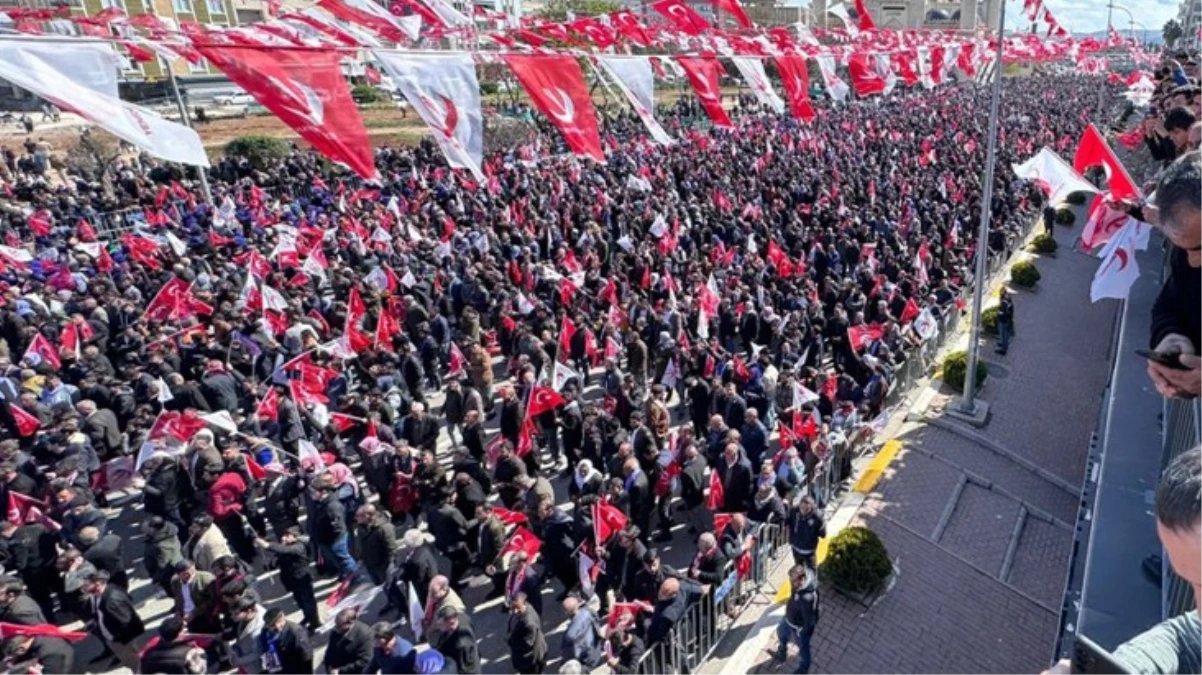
[958,0,1005,418]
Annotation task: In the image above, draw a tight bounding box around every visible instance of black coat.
[139,639,197,674]
[83,534,128,588]
[266,540,313,586]
[201,372,242,413]
[428,504,469,555]
[400,545,440,606]
[437,625,481,674]
[144,461,185,515]
[693,547,729,585]
[83,409,122,457]
[626,471,654,531]
[679,456,707,509]
[355,518,398,584]
[324,620,374,674]
[507,605,547,673]
[313,495,347,545]
[92,584,145,643]
[257,620,313,674]
[0,595,45,626]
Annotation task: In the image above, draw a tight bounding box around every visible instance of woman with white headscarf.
[568,459,603,504]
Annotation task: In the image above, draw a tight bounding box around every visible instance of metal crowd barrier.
[634,523,792,674]
[1161,397,1201,620]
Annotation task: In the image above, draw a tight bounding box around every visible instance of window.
[99,0,126,10]
[173,0,193,14]
[206,0,225,16]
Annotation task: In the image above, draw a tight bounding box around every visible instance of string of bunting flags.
[0,0,1154,181]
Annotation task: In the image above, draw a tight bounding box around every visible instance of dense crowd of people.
[0,69,1108,675]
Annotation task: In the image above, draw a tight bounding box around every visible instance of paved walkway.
[739,235,1119,674]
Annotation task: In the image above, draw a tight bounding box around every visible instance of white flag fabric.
[731,57,785,114]
[339,0,421,40]
[298,438,326,469]
[1091,221,1140,302]
[596,56,674,146]
[578,552,596,598]
[1012,147,1099,205]
[0,39,120,98]
[826,2,859,37]
[408,582,425,640]
[155,377,174,403]
[793,381,820,405]
[0,42,208,167]
[374,52,485,180]
[200,410,239,434]
[262,285,289,312]
[916,47,936,89]
[419,0,472,26]
[552,361,580,392]
[815,55,850,103]
[913,308,938,341]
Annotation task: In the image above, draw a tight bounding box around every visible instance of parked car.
[213,93,254,106]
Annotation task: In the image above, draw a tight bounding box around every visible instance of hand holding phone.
[1136,349,1187,371]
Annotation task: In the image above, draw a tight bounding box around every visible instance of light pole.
[957,0,1005,419]
[1108,3,1135,42]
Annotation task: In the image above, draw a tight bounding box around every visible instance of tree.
[535,0,620,21]
[66,129,123,196]
[1163,18,1183,48]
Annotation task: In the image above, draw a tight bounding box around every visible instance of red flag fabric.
[375,310,401,352]
[26,210,51,237]
[526,385,566,418]
[22,333,60,370]
[144,278,211,322]
[1073,123,1139,202]
[76,218,97,242]
[505,55,605,163]
[676,56,732,128]
[195,46,377,180]
[0,623,88,642]
[61,321,94,356]
[6,491,48,525]
[651,0,710,35]
[317,0,412,42]
[713,512,733,538]
[499,526,543,564]
[592,500,629,545]
[569,17,617,48]
[388,471,418,513]
[254,387,280,422]
[9,406,39,437]
[492,506,529,526]
[900,298,920,324]
[848,52,893,97]
[853,0,877,29]
[713,0,751,27]
[245,455,267,481]
[447,342,467,378]
[610,10,652,45]
[607,602,643,631]
[847,323,885,352]
[1081,198,1131,251]
[559,316,577,357]
[706,469,725,510]
[736,549,753,579]
[774,54,816,122]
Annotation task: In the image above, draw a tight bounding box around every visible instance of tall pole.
[959,0,1005,415]
[167,64,214,205]
[1097,1,1115,115]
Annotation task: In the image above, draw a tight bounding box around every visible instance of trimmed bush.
[821,526,892,596]
[225,135,288,169]
[1054,208,1076,226]
[1064,191,1090,206]
[1010,260,1041,288]
[480,81,500,96]
[982,306,1016,336]
[1031,233,1059,253]
[351,84,381,103]
[942,350,987,391]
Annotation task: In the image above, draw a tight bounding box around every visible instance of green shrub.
[1064,191,1090,206]
[821,526,892,595]
[225,135,288,169]
[1031,233,1059,253]
[1010,260,1041,287]
[351,84,380,103]
[1054,208,1076,226]
[942,350,987,391]
[480,81,500,96]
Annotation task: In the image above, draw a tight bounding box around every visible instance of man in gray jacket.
[560,594,602,669]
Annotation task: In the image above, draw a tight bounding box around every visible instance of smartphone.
[1135,349,1187,371]
[1071,635,1131,674]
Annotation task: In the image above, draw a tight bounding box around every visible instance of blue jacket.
[561,608,602,667]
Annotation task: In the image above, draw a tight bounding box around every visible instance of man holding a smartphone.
[1146,152,1201,400]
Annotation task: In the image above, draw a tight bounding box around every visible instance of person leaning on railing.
[1045,447,1201,675]
[1135,152,1201,399]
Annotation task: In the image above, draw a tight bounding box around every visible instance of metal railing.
[1161,396,1200,620]
[634,523,792,673]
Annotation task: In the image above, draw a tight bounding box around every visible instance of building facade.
[1179,0,1201,49]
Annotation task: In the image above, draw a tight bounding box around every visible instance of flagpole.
[166,65,214,206]
[958,0,1004,418]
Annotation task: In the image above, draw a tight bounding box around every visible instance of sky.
[1011,0,1180,34]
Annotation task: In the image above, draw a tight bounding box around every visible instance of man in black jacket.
[1146,152,1201,399]
[353,505,398,586]
[787,497,827,571]
[646,577,702,645]
[622,458,654,540]
[311,479,358,580]
[84,570,145,671]
[3,631,73,675]
[507,592,547,674]
[436,605,481,674]
[256,527,320,630]
[258,607,313,674]
[324,608,374,675]
[427,490,470,588]
[77,400,122,459]
[770,565,820,674]
[0,578,46,626]
[393,530,439,614]
[0,519,58,620]
[139,617,202,675]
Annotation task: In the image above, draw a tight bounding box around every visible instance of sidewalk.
[721,234,1119,674]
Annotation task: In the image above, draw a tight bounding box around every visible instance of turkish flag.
[1073,124,1139,202]
[388,471,418,513]
[900,298,920,324]
[499,526,543,565]
[651,0,710,35]
[706,469,725,510]
[713,0,751,27]
[447,342,466,379]
[774,54,816,122]
[592,500,629,545]
[0,623,87,642]
[676,56,732,128]
[6,491,47,525]
[22,333,60,370]
[956,42,977,77]
[526,385,566,418]
[375,310,401,352]
[76,218,97,242]
[317,0,413,42]
[195,46,377,180]
[255,388,279,421]
[9,406,39,437]
[713,512,733,538]
[492,506,529,527]
[144,277,208,322]
[1082,198,1131,251]
[848,52,894,97]
[610,10,652,45]
[607,602,643,631]
[853,0,876,29]
[505,55,605,163]
[569,17,617,48]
